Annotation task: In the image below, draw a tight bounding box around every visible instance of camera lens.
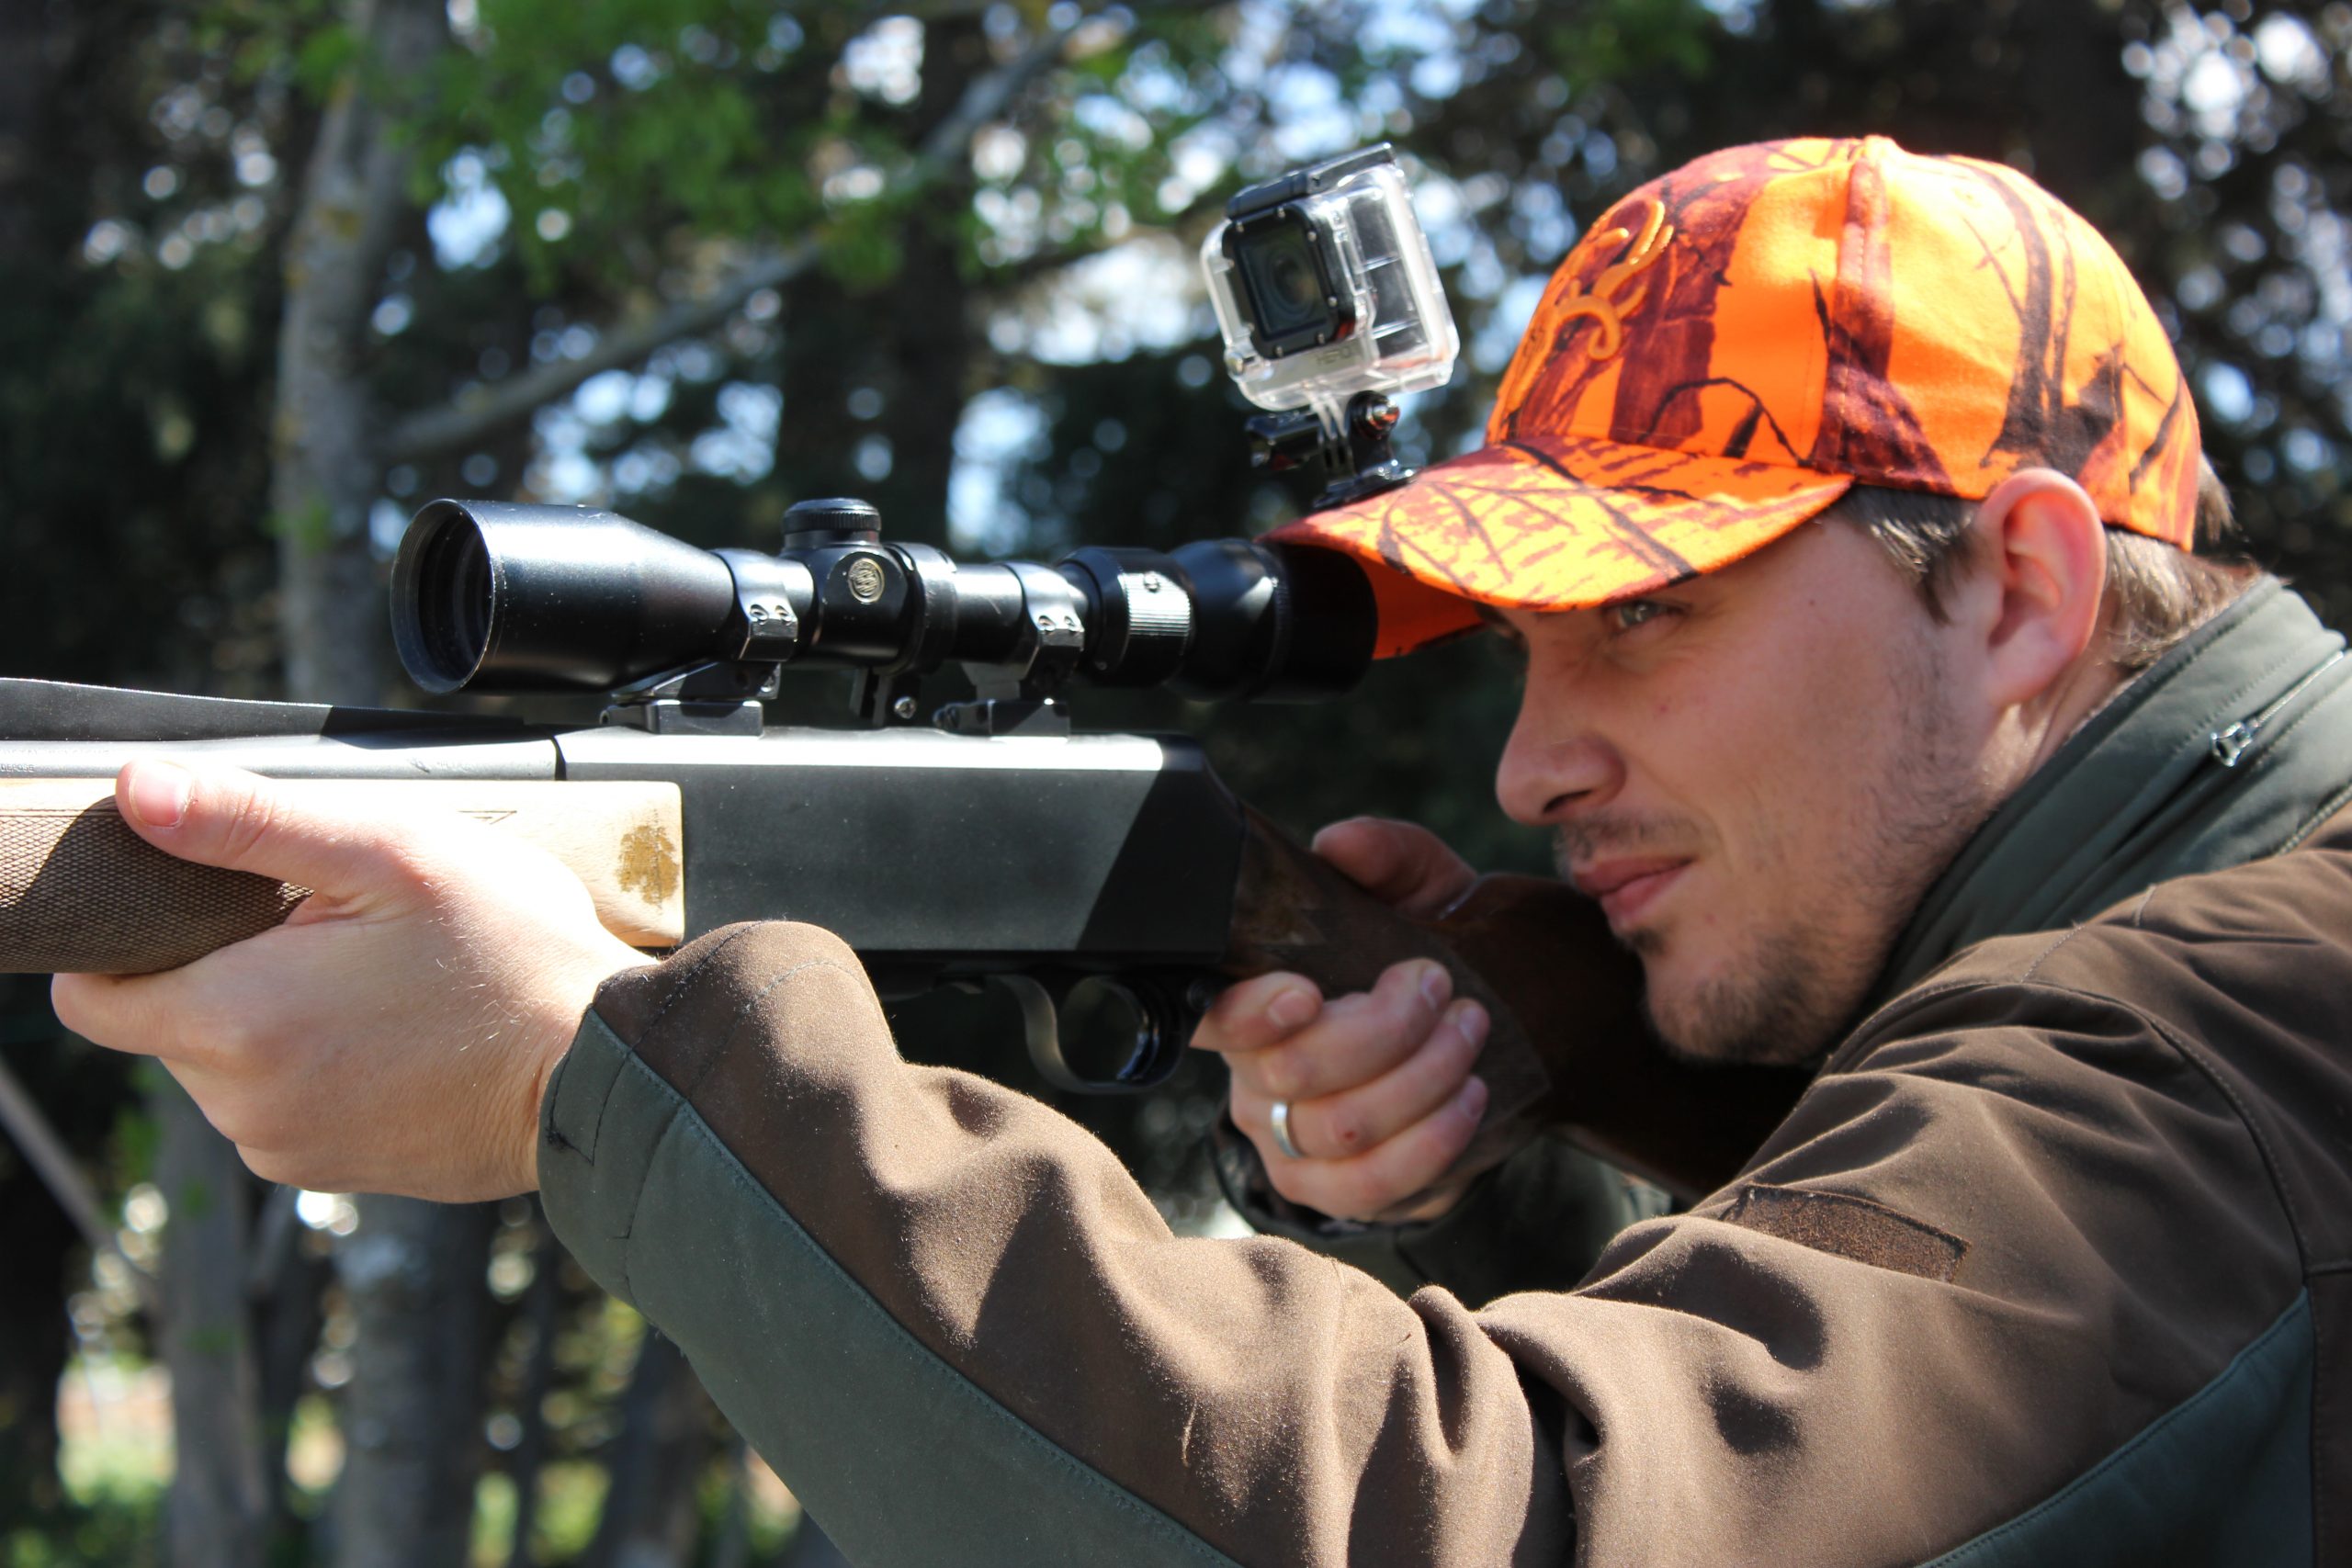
[1232,215,1349,356]
[1241,229,1326,334]
[1265,248,1320,318]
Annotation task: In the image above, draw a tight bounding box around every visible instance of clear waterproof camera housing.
[1203,145,1459,436]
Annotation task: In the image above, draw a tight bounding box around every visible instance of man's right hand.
[1192,818,1494,1224]
[51,761,645,1202]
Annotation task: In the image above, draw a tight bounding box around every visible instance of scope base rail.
[602,660,785,737]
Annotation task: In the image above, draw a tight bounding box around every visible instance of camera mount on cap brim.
[1203,144,1460,511]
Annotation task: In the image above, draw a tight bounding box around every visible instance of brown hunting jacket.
[538,581,2352,1565]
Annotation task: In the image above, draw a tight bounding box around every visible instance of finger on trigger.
[1192,972,1322,1055]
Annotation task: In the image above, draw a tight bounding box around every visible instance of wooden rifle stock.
[0,778,685,973]
[1228,811,1808,1200]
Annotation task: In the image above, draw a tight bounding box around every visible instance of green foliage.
[469,1472,518,1566]
[1549,0,1719,82]
[2,1498,161,1568]
[266,501,335,551]
[167,1176,214,1226]
[818,211,905,289]
[421,0,842,292]
[393,2,1232,305]
[290,22,361,95]
[111,1083,162,1193]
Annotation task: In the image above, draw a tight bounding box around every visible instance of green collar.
[1872,579,2352,1003]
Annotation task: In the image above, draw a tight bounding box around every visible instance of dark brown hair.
[1823,458,2257,672]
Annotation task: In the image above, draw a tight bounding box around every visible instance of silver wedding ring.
[1269,1099,1305,1161]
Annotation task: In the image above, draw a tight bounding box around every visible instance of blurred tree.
[271,0,446,707]
[150,1088,269,1568]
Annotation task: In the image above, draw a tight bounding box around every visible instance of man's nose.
[1494,703,1623,826]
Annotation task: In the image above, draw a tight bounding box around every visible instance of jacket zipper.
[2210,649,2348,767]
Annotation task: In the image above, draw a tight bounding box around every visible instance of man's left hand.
[51,760,646,1201]
[1194,817,1491,1224]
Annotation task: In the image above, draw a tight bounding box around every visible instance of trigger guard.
[990,972,1199,1094]
[990,974,1091,1093]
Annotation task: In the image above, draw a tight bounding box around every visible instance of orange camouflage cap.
[1274,136,2203,656]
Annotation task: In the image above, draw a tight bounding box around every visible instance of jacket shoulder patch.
[1723,1181,1968,1282]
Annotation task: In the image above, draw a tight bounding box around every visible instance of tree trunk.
[773,14,986,549]
[500,1213,564,1568]
[0,0,50,265]
[330,1196,498,1568]
[2008,2,2140,214]
[271,9,510,1564]
[580,1331,714,1568]
[270,0,443,707]
[153,1083,271,1568]
[0,986,111,1521]
[0,1140,74,1519]
[251,1183,332,1551]
[0,5,88,1506]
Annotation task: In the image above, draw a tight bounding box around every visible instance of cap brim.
[1272,434,1853,656]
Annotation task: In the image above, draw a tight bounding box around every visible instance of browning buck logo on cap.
[1541,198,1675,365]
[1277,137,2202,657]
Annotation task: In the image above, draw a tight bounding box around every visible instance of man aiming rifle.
[52,137,2352,1563]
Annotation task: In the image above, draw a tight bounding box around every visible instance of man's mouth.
[1571,857,1690,927]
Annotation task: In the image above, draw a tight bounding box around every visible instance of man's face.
[1493,518,1998,1066]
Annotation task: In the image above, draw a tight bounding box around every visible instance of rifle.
[0,497,1807,1199]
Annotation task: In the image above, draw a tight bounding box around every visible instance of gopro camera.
[1203,144,1458,438]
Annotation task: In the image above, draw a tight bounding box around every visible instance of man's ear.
[1961,468,2108,711]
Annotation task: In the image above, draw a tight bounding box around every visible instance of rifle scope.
[391,499,1377,705]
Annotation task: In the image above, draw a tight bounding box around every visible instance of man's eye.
[1605,599,1671,634]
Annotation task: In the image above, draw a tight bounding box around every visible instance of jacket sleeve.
[537,915,2316,1568]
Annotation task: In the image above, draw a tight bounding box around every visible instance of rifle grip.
[1225,810,1805,1199]
[0,779,686,975]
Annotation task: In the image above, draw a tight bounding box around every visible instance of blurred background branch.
[382,6,1081,464]
[0,1058,159,1317]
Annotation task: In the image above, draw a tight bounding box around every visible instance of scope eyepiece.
[390,499,1377,709]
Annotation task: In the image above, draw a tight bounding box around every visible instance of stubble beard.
[1563,649,1993,1068]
